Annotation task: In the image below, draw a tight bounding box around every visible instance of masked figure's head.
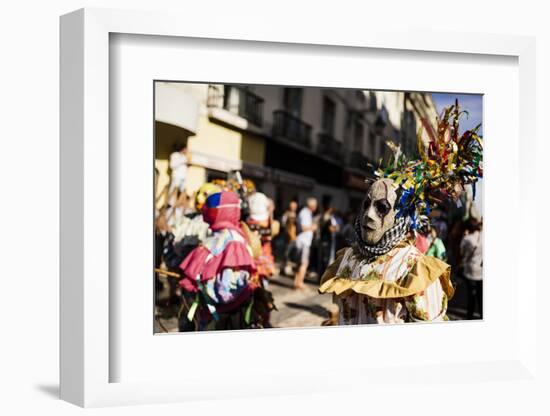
[195,182,221,211]
[201,191,242,233]
[360,178,398,245]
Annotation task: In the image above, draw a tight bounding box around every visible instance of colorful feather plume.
[374,100,483,228]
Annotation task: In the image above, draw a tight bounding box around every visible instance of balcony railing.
[317,132,343,162]
[207,85,264,127]
[272,110,312,149]
[349,150,371,172]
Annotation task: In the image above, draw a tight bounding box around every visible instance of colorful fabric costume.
[319,101,482,325]
[178,191,274,330]
[320,242,453,324]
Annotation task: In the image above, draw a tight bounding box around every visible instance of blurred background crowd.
[154,83,483,332]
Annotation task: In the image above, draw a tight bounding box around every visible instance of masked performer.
[319,102,483,324]
[211,175,263,261]
[178,191,274,330]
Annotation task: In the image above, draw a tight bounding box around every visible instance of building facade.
[155,82,437,215]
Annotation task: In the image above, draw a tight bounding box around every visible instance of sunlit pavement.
[267,272,333,328]
[154,270,479,333]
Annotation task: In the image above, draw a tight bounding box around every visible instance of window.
[283,88,303,117]
[321,96,336,136]
[355,90,366,106]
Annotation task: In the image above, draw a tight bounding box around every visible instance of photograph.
[153,82,483,333]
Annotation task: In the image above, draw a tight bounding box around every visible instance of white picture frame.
[60,8,539,408]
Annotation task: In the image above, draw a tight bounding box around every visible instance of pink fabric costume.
[179,191,258,316]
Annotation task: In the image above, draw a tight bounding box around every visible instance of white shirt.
[170,151,188,178]
[296,207,314,247]
[460,230,483,281]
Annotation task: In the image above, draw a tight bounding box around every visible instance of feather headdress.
[374,100,483,228]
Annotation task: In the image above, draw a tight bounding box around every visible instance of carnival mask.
[360,178,398,245]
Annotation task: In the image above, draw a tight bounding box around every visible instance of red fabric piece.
[178,190,258,319]
[179,241,257,291]
[201,191,244,237]
[415,233,430,254]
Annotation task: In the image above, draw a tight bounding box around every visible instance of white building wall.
[155,82,202,132]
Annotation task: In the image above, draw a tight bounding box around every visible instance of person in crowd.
[161,182,220,272]
[332,210,344,249]
[154,167,161,218]
[267,198,280,242]
[281,200,298,275]
[246,192,276,285]
[414,219,431,254]
[340,211,356,248]
[426,226,447,260]
[282,200,298,242]
[415,222,447,258]
[311,206,323,276]
[168,142,190,206]
[178,191,274,330]
[155,182,221,298]
[154,206,172,293]
[294,197,318,290]
[156,184,221,311]
[429,208,449,243]
[165,192,192,226]
[244,192,278,326]
[267,198,281,275]
[320,206,340,272]
[460,218,483,319]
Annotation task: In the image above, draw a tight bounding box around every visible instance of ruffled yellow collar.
[319,242,453,300]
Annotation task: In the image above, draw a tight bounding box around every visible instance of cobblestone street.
[154,270,334,333]
[267,273,333,328]
[154,268,474,333]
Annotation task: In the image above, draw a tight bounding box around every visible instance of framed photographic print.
[152,81,483,333]
[60,7,539,408]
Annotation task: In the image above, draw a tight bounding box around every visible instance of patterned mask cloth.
[354,212,412,260]
[354,215,412,260]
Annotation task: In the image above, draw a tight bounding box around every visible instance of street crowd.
[154,143,483,332]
